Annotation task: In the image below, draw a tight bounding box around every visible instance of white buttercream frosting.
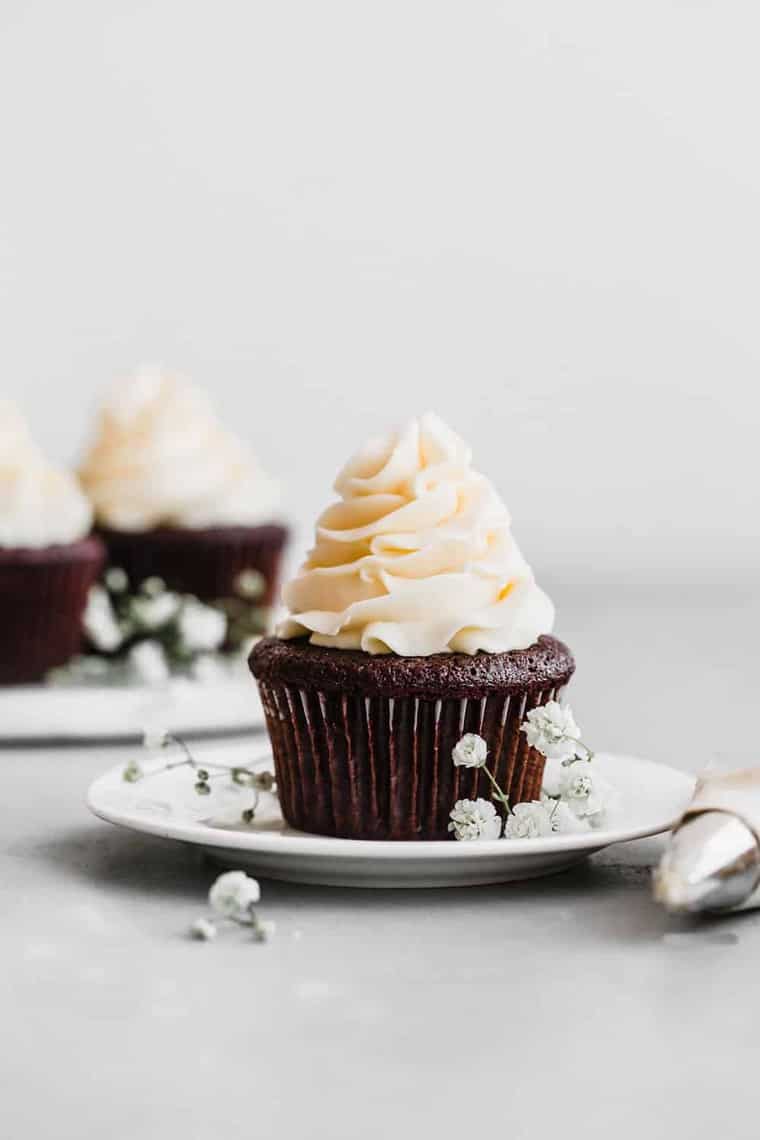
[79,368,279,531]
[278,413,554,656]
[0,401,92,549]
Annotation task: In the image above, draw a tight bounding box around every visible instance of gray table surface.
[3,583,758,1140]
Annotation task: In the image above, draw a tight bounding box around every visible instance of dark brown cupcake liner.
[98,523,288,606]
[257,678,570,840]
[0,536,105,684]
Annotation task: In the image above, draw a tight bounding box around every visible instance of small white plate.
[87,747,695,887]
[0,676,264,742]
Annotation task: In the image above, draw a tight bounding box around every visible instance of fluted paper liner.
[257,680,568,840]
[98,523,288,606]
[0,538,104,684]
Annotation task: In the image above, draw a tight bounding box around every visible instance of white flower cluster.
[190,871,275,944]
[82,586,123,653]
[503,795,598,839]
[447,704,614,843]
[208,870,261,921]
[448,798,502,841]
[177,599,227,654]
[82,570,228,683]
[521,701,582,762]
[452,734,489,769]
[542,757,611,826]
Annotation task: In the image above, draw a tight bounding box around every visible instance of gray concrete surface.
[3,584,758,1140]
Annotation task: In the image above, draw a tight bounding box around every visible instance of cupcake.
[250,413,574,840]
[0,402,104,683]
[79,369,288,614]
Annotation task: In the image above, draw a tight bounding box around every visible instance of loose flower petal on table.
[189,917,217,941]
[208,870,261,923]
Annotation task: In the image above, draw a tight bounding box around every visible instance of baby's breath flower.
[452,733,489,769]
[541,756,565,799]
[142,726,170,751]
[545,797,591,835]
[521,701,582,762]
[83,586,124,652]
[131,592,180,630]
[128,640,170,684]
[503,800,554,839]
[556,759,611,826]
[235,569,265,600]
[104,566,129,593]
[141,576,167,597]
[189,917,217,941]
[177,599,227,653]
[209,870,261,923]
[251,917,276,943]
[253,771,275,792]
[122,758,143,783]
[448,798,502,841]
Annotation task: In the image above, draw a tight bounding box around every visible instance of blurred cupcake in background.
[0,401,104,683]
[81,368,287,600]
[78,369,288,679]
[78,368,288,668]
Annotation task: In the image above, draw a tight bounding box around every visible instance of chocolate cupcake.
[250,412,574,840]
[79,369,288,609]
[0,403,104,683]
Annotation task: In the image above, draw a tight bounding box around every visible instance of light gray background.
[3,9,760,1138]
[1,2,758,584]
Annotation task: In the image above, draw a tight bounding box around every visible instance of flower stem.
[482,765,511,813]
[168,732,196,768]
[563,738,594,764]
[164,757,192,772]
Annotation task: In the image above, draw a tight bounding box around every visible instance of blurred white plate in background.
[0,677,264,742]
[87,750,695,888]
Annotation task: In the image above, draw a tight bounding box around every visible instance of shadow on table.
[27,825,209,901]
[25,823,739,946]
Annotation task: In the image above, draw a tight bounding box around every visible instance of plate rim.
[86,752,695,861]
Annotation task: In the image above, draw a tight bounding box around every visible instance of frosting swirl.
[278,413,554,656]
[79,368,279,531]
[0,401,92,548]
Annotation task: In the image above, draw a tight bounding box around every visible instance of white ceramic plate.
[0,676,264,742]
[87,746,695,887]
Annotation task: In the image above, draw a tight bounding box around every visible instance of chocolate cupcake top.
[252,634,574,699]
[0,401,92,549]
[79,368,279,532]
[278,413,554,656]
